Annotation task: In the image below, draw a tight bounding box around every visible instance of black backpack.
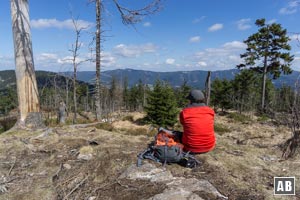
[137,129,201,168]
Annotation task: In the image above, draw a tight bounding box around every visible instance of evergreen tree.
[274,85,294,112]
[231,69,257,113]
[211,78,233,112]
[175,79,191,108]
[145,80,178,127]
[237,18,294,112]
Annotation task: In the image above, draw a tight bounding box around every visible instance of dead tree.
[58,101,67,124]
[205,71,211,105]
[10,0,44,129]
[88,0,162,121]
[95,0,102,121]
[70,17,88,124]
[281,76,300,159]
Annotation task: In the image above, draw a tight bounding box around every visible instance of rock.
[119,163,174,183]
[121,163,228,200]
[77,153,93,161]
[63,163,72,169]
[77,146,94,161]
[149,188,204,200]
[167,178,228,199]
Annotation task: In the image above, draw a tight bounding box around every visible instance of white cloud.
[198,61,207,66]
[267,19,277,24]
[166,58,175,64]
[31,18,94,30]
[101,52,116,67]
[290,34,299,41]
[236,18,251,30]
[36,53,58,61]
[191,40,246,70]
[143,22,151,27]
[189,36,200,43]
[192,16,206,24]
[113,43,157,57]
[222,41,247,49]
[279,0,299,15]
[208,23,223,32]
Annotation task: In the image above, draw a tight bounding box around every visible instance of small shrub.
[214,123,231,135]
[124,127,148,136]
[0,117,17,133]
[122,115,134,122]
[95,123,114,131]
[257,114,270,122]
[227,112,252,124]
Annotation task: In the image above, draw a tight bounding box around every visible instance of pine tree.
[145,80,178,127]
[237,18,294,112]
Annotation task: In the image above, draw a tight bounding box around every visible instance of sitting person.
[180,89,215,153]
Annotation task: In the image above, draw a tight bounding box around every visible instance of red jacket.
[180,105,215,153]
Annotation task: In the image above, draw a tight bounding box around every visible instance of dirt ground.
[0,112,299,200]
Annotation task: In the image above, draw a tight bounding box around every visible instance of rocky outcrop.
[120,162,228,200]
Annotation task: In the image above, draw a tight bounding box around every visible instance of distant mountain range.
[1,68,299,90]
[72,68,300,89]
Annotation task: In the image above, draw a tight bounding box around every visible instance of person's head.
[186,89,205,104]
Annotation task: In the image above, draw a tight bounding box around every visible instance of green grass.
[214,123,231,135]
[227,112,252,124]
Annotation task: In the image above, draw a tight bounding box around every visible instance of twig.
[0,177,18,185]
[8,158,16,176]
[62,176,88,200]
[52,163,63,182]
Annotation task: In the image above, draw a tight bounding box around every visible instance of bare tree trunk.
[58,101,66,124]
[10,0,44,129]
[73,63,77,123]
[261,55,268,112]
[66,77,69,116]
[95,0,102,121]
[205,71,211,106]
[70,17,87,123]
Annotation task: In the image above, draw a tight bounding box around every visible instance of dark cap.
[186,89,205,101]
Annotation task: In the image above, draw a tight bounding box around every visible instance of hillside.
[1,69,300,90]
[0,112,299,199]
[48,68,300,89]
[0,70,91,91]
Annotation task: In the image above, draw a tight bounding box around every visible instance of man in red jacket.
[180,89,215,153]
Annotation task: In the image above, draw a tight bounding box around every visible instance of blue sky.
[0,0,300,72]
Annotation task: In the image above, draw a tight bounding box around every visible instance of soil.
[0,112,299,200]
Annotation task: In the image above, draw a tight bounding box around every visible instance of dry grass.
[0,111,299,200]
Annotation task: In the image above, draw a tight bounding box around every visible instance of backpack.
[137,129,201,168]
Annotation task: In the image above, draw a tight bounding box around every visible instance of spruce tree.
[175,79,191,108]
[145,80,178,127]
[211,78,233,112]
[231,69,257,113]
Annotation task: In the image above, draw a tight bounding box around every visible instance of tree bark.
[261,55,268,112]
[95,0,102,121]
[205,71,211,105]
[10,0,44,129]
[58,101,66,124]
